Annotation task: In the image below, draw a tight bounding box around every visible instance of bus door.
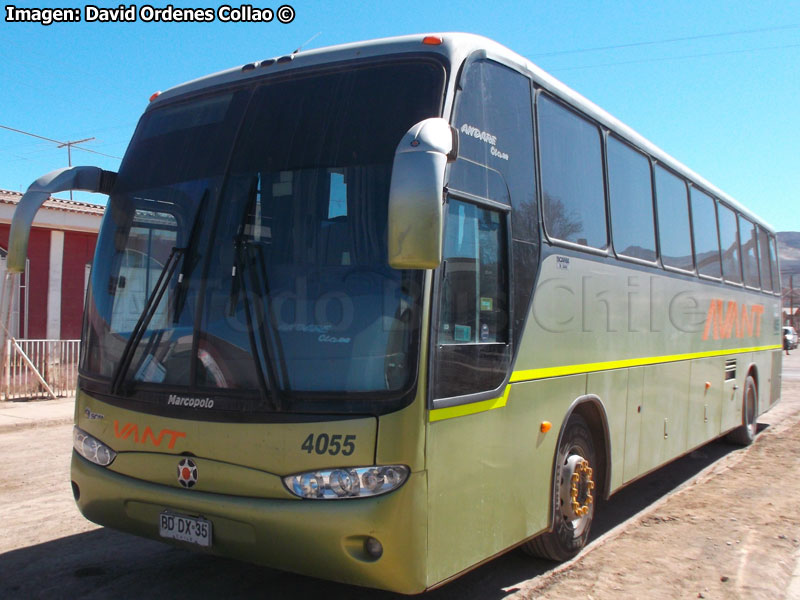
[425,56,539,584]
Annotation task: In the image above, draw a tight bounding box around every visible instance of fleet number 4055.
[301,433,356,456]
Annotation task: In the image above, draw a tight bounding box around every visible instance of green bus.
[8,33,783,594]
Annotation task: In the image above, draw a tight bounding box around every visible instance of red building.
[0,189,104,340]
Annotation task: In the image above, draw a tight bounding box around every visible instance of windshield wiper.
[232,238,289,411]
[172,188,209,322]
[110,246,185,395]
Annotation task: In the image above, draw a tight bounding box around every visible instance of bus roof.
[152,32,774,233]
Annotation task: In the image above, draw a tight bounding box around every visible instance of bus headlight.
[283,465,409,499]
[73,426,117,466]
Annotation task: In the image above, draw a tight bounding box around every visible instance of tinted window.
[438,201,508,345]
[718,203,742,284]
[691,188,721,278]
[443,59,538,400]
[83,62,443,411]
[607,136,656,261]
[654,165,693,271]
[739,215,760,288]
[451,60,536,240]
[758,226,773,291]
[433,199,510,399]
[538,94,606,249]
[769,235,781,293]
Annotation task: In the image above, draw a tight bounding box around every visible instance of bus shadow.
[0,430,760,600]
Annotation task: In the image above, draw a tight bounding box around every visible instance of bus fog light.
[283,465,409,499]
[73,426,117,467]
[364,536,383,558]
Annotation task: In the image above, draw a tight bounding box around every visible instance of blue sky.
[2,0,799,230]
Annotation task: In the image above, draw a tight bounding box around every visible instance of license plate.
[159,511,212,547]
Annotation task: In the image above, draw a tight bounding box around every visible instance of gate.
[2,339,80,400]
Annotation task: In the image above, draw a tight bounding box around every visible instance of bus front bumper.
[71,452,428,594]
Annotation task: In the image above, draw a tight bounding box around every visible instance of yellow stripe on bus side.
[509,345,782,383]
[429,384,511,422]
[428,345,781,422]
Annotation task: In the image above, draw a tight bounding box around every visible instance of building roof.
[0,189,105,216]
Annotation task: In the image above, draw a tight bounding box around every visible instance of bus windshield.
[81,60,445,412]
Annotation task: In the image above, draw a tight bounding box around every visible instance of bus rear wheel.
[523,414,596,561]
[726,375,758,446]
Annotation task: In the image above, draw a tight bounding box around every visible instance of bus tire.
[726,375,758,446]
[523,414,596,561]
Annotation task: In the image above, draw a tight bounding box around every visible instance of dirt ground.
[510,376,800,600]
[1,367,799,599]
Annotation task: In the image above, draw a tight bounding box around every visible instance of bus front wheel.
[523,414,596,561]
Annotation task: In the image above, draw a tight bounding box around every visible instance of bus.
[8,33,783,594]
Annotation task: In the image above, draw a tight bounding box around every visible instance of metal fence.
[2,339,80,400]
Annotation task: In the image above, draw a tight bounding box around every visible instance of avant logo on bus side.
[113,421,187,449]
[703,300,764,341]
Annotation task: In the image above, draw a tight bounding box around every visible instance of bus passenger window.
[538,94,606,249]
[690,188,721,278]
[718,202,742,284]
[768,235,781,293]
[438,200,508,345]
[739,215,760,289]
[757,226,773,291]
[607,136,656,261]
[655,166,693,271]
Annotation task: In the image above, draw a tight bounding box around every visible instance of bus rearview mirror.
[387,118,457,270]
[8,166,117,272]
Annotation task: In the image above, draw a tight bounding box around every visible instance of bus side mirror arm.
[387,118,457,270]
[7,166,117,272]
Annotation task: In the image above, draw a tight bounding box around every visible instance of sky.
[1,0,799,231]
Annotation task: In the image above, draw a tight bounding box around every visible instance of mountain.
[778,232,800,278]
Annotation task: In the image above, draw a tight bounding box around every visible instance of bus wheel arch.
[522,395,611,561]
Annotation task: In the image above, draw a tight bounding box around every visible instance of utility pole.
[56,137,94,200]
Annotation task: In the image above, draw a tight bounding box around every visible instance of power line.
[0,124,122,200]
[0,124,121,160]
[550,42,800,73]
[533,24,800,58]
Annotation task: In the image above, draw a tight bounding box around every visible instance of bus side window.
[433,57,528,402]
[538,94,607,250]
[768,234,781,293]
[607,135,656,262]
[717,202,742,284]
[432,198,510,400]
[690,187,722,279]
[654,165,694,272]
[739,215,760,289]
[438,200,508,345]
[757,226,773,292]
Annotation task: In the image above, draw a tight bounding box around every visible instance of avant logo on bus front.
[113,420,186,449]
